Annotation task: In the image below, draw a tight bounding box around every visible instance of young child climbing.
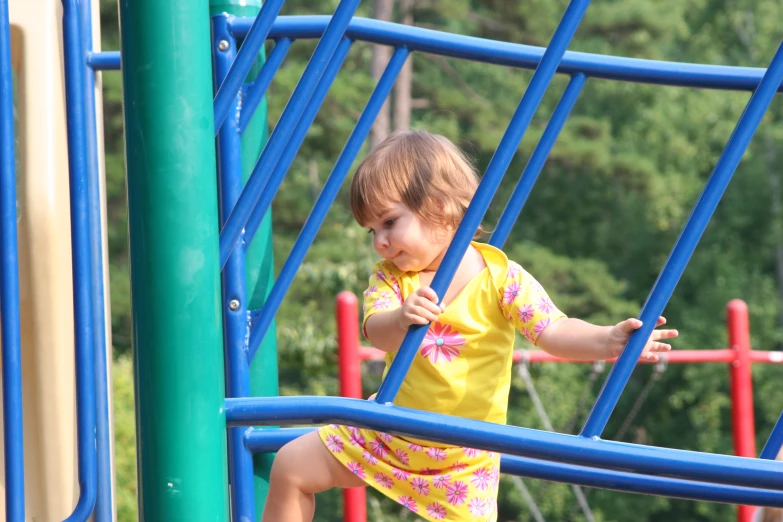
[261,130,678,522]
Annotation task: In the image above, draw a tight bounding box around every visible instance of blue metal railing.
[239,37,292,134]
[0,0,25,519]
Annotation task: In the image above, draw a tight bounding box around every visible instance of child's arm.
[537,316,678,362]
[365,286,443,353]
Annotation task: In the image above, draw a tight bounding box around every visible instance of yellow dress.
[318,242,565,521]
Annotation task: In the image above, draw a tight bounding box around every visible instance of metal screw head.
[228,299,240,311]
[218,40,230,52]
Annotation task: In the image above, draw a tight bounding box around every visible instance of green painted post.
[117,0,229,520]
[209,0,280,513]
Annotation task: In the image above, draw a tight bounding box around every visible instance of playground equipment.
[3,0,783,520]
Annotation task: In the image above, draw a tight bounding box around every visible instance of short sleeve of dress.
[499,261,566,346]
[361,261,405,340]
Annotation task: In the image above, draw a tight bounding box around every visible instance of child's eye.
[384,219,396,228]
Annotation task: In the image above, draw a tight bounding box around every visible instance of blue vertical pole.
[0,0,25,519]
[212,14,257,522]
[580,40,783,439]
[79,0,113,520]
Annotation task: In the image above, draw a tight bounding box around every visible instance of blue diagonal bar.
[246,46,410,363]
[760,411,783,460]
[62,0,98,520]
[239,37,293,134]
[0,0,25,519]
[580,40,783,439]
[374,0,591,405]
[490,73,585,249]
[218,0,361,268]
[213,0,285,134]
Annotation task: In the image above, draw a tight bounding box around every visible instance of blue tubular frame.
[242,427,783,507]
[238,37,292,134]
[218,0,360,268]
[761,411,783,460]
[225,396,783,496]
[213,0,285,134]
[62,0,98,520]
[0,0,25,519]
[245,45,409,363]
[490,73,585,249]
[80,0,112,519]
[580,40,783,439]
[212,15,256,522]
[375,0,591,405]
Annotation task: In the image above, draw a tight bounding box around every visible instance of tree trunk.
[393,0,413,132]
[370,0,393,149]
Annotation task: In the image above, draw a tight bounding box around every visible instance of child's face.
[365,202,452,273]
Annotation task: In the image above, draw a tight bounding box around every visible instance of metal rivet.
[228,299,240,311]
[218,40,230,52]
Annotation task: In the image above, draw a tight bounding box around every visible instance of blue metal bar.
[62,0,98,520]
[225,396,783,493]
[245,45,409,363]
[80,0,113,519]
[218,0,360,268]
[0,0,25,519]
[231,16,783,93]
[87,51,120,71]
[242,426,783,507]
[91,16,783,94]
[212,16,256,522]
[580,40,783,440]
[490,73,585,249]
[238,37,292,134]
[374,0,591,405]
[213,0,285,134]
[760,411,783,460]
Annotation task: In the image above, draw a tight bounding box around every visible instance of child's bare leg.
[262,430,365,522]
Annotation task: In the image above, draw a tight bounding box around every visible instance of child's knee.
[270,440,304,485]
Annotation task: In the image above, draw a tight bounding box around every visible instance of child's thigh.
[274,430,365,493]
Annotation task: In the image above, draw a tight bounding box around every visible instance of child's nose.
[374,232,389,250]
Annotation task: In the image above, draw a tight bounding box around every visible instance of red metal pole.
[336,291,367,522]
[728,299,756,522]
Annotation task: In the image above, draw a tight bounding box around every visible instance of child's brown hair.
[350,131,481,233]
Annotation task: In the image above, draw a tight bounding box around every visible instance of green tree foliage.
[100,0,783,520]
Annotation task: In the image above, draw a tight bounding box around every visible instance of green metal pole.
[208,1,279,513]
[118,0,229,520]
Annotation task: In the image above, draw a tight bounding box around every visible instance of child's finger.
[417,286,440,304]
[656,316,667,326]
[652,329,678,340]
[617,318,643,333]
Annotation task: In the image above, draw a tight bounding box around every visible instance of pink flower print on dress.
[426,502,447,520]
[387,273,404,304]
[468,497,488,517]
[374,472,394,489]
[346,461,366,480]
[373,291,393,310]
[521,327,535,343]
[411,477,430,496]
[490,467,501,487]
[348,430,366,447]
[536,296,554,313]
[534,317,551,336]
[432,474,451,489]
[378,432,393,443]
[462,447,482,458]
[325,434,344,453]
[392,467,411,481]
[503,281,521,305]
[450,461,467,472]
[408,442,423,452]
[419,467,439,476]
[398,496,418,513]
[362,450,378,465]
[369,438,390,459]
[426,447,448,462]
[420,322,466,364]
[507,262,522,279]
[471,468,492,491]
[363,285,377,297]
[445,481,468,506]
[517,304,535,323]
[394,448,410,466]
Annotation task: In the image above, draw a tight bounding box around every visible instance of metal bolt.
[228,299,240,311]
[218,40,230,52]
